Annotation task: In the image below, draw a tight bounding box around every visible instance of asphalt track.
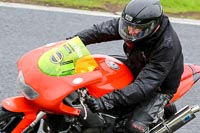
[0,2,200,133]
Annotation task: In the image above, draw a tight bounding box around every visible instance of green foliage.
[161,0,200,13]
[36,0,130,11]
[35,0,200,13]
[14,0,200,13]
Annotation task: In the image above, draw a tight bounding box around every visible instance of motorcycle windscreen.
[38,37,98,76]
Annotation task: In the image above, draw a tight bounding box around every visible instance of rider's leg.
[124,93,172,133]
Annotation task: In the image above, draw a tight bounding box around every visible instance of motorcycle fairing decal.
[38,37,98,76]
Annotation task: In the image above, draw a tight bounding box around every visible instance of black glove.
[86,96,105,112]
[85,87,145,113]
[86,95,116,113]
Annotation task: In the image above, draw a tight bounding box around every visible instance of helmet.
[119,0,163,42]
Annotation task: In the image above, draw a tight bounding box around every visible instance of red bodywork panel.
[15,40,133,115]
[170,64,200,103]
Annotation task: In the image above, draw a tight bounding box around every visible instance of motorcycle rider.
[67,0,184,132]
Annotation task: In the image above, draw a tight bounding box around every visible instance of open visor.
[119,17,157,41]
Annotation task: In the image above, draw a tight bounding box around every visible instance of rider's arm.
[101,39,178,107]
[120,40,177,104]
[69,18,122,45]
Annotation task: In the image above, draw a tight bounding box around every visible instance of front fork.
[1,96,45,133]
[23,111,46,133]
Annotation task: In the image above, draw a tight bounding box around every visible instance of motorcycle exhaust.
[150,105,200,133]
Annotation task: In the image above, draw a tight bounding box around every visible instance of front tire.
[0,106,40,133]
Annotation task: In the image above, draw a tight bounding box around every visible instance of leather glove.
[86,96,105,112]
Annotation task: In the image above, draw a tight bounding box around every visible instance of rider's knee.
[125,120,149,133]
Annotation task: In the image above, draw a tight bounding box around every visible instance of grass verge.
[1,0,200,19]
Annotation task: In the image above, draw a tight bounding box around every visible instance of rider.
[67,0,184,132]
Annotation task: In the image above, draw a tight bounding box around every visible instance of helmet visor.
[119,17,157,41]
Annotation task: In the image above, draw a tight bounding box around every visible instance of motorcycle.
[0,36,200,133]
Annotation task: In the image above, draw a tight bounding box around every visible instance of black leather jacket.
[72,15,184,105]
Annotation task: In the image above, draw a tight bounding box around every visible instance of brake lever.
[77,89,88,120]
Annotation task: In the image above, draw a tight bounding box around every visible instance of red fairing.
[17,41,133,115]
[87,54,134,98]
[2,96,39,133]
[170,64,200,103]
[17,41,81,115]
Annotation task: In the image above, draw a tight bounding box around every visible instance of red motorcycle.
[0,37,200,133]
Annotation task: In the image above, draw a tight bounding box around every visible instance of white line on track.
[1,2,200,26]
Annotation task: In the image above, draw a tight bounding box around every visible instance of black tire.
[0,106,40,133]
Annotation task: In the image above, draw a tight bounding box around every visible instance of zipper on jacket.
[141,51,147,64]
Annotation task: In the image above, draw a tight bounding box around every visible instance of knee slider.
[125,120,149,133]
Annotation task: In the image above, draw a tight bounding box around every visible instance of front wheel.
[0,106,40,133]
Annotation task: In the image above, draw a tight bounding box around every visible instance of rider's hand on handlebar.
[85,96,105,113]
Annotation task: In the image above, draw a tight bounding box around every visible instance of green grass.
[34,0,130,11]
[32,0,200,13]
[26,0,199,19]
[1,0,200,14]
[161,0,200,13]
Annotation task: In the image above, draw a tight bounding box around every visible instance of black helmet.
[119,0,163,42]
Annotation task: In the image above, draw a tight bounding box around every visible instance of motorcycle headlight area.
[17,70,39,100]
